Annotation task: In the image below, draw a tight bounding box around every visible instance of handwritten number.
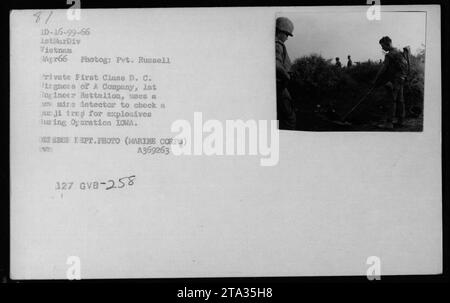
[128,176,136,186]
[118,177,126,188]
[45,11,53,24]
[105,180,115,190]
[33,11,52,24]
[105,176,135,190]
[33,11,42,23]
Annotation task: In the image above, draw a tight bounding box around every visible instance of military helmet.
[379,36,392,45]
[276,17,294,36]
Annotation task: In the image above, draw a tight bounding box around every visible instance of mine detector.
[314,46,411,127]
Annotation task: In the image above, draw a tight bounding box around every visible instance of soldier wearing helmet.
[276,17,296,130]
[372,36,409,129]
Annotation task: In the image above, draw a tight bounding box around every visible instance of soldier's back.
[386,48,408,80]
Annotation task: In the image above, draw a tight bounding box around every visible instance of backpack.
[387,47,410,79]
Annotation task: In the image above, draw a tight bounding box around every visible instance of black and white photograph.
[276,11,426,131]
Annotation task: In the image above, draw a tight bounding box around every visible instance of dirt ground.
[294,110,423,132]
[292,87,423,132]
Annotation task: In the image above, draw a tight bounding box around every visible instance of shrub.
[288,50,424,120]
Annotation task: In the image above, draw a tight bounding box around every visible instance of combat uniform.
[276,39,296,130]
[381,48,409,125]
[347,59,352,68]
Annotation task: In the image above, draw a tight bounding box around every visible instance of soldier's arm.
[276,43,290,82]
[372,56,389,86]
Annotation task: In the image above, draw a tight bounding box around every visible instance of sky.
[281,11,426,64]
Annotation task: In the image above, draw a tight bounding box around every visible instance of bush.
[288,50,425,121]
[404,51,425,115]
[289,54,339,105]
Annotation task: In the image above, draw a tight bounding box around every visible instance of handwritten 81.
[55,175,136,191]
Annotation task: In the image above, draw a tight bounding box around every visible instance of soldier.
[335,57,342,68]
[372,36,409,129]
[347,55,353,68]
[276,17,296,130]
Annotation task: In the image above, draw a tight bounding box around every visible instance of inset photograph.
[275,11,425,131]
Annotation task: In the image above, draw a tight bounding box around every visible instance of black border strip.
[2,0,448,287]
